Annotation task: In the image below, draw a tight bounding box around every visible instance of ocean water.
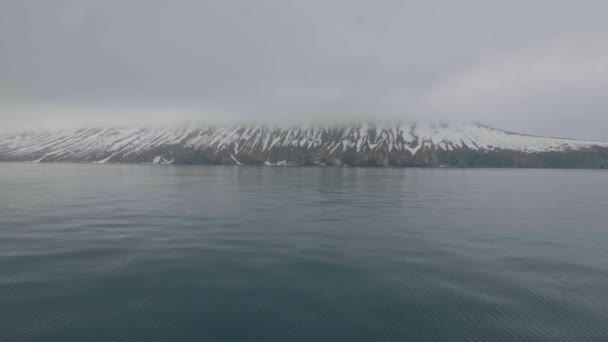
[1,163,608,341]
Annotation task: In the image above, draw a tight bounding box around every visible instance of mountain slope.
[1,122,608,168]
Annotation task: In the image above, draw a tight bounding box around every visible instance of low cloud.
[1,1,607,139]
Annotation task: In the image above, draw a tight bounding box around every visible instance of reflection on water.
[1,163,608,341]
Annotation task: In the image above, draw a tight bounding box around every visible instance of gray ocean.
[1,163,607,341]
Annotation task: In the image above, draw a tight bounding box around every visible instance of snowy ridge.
[0,122,607,166]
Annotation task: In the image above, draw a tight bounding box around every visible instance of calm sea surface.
[1,163,608,341]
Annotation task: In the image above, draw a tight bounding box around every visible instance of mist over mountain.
[2,1,608,140]
[2,121,607,168]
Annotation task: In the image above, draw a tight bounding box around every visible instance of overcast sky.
[1,0,607,139]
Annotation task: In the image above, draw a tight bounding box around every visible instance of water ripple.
[1,164,608,341]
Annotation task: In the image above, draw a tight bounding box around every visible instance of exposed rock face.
[1,122,608,168]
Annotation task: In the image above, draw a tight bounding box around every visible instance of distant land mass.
[1,122,608,168]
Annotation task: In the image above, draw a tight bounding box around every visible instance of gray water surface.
[1,163,608,341]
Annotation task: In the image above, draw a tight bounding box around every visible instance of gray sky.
[1,0,607,139]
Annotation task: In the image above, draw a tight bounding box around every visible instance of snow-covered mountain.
[1,122,608,168]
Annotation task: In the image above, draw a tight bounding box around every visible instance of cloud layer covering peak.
[1,0,607,139]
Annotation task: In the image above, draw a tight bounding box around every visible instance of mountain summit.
[1,122,607,168]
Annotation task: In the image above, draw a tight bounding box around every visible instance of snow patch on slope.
[1,122,607,164]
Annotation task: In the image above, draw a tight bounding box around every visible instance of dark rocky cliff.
[1,122,607,168]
